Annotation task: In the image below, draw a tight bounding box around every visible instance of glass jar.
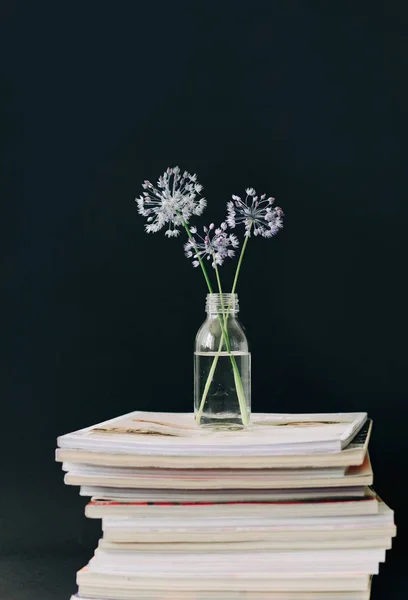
[194,293,251,429]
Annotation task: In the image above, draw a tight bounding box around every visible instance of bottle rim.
[205,293,239,314]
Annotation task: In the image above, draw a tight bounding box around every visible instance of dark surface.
[1,1,407,598]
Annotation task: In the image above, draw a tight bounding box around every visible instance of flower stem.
[214,263,224,305]
[196,228,253,425]
[216,267,249,426]
[181,216,248,426]
[231,226,251,294]
[181,220,213,294]
[194,262,229,423]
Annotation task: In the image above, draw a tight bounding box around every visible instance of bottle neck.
[206,293,239,317]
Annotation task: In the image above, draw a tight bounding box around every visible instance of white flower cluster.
[184,223,239,268]
[136,166,206,237]
[227,187,284,238]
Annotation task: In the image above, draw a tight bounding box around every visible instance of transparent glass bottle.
[194,293,251,429]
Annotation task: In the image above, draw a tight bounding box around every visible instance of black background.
[1,1,407,598]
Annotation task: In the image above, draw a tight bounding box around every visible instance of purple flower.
[184,223,239,268]
[227,188,284,238]
[136,166,206,238]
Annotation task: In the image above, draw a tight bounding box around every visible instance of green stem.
[196,345,221,421]
[181,216,249,426]
[197,228,253,425]
[214,263,229,351]
[214,264,224,307]
[181,221,213,293]
[231,227,251,294]
[214,264,248,425]
[180,219,228,422]
[195,263,229,423]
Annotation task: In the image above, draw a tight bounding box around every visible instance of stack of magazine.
[56,411,396,600]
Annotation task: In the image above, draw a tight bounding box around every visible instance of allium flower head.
[136,166,206,237]
[227,187,284,238]
[184,223,239,268]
